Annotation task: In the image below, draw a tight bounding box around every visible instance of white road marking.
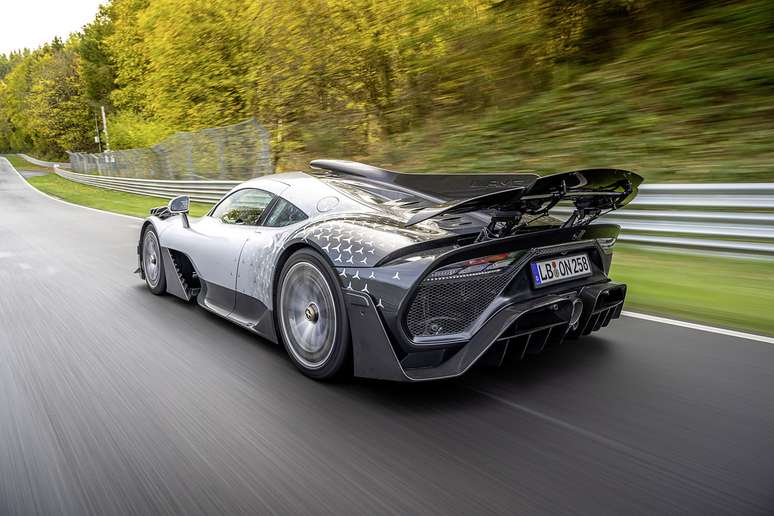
[464,385,755,503]
[467,387,641,455]
[623,311,774,345]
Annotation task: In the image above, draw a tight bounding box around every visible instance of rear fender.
[289,214,449,268]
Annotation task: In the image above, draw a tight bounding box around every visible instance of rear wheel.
[142,227,166,295]
[277,249,351,379]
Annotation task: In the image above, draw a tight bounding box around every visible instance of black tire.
[142,226,167,295]
[276,248,351,380]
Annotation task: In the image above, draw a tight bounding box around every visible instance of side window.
[263,197,308,227]
[211,189,274,225]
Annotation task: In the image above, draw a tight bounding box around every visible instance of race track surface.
[1,159,773,515]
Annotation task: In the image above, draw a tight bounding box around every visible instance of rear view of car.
[301,161,642,381]
[137,159,641,382]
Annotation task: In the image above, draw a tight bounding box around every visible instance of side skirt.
[230,291,278,344]
[196,278,279,344]
[159,247,279,345]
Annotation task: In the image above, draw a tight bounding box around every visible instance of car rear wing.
[308,160,642,228]
[404,169,643,226]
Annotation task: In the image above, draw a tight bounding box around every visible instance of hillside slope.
[380,1,774,182]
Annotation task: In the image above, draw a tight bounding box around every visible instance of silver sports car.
[136,160,642,381]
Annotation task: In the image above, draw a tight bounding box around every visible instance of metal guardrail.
[17,153,70,169]
[552,184,774,255]
[52,166,774,256]
[55,166,239,203]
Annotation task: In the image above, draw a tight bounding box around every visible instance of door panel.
[235,228,289,307]
[234,198,310,309]
[164,217,254,313]
[163,187,280,313]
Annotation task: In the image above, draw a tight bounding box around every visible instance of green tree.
[0,40,96,158]
[80,5,117,109]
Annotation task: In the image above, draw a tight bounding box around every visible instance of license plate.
[530,253,591,287]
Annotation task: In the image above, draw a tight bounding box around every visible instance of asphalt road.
[16,170,48,179]
[1,158,773,515]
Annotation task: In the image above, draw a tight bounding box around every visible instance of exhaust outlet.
[569,298,584,329]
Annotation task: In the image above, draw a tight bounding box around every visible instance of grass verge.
[26,173,213,218]
[611,246,774,337]
[3,154,52,172]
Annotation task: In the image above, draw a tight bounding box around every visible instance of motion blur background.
[1,0,773,335]
[2,0,773,181]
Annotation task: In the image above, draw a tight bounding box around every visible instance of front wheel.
[276,249,351,380]
[142,226,166,295]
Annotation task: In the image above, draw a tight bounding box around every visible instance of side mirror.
[168,195,190,228]
[168,195,190,214]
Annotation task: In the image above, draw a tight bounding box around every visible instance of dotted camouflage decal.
[295,216,446,268]
[236,226,298,308]
[334,264,426,312]
[236,215,446,313]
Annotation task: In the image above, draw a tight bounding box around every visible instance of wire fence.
[67,118,273,180]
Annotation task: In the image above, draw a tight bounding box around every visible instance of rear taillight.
[596,237,616,253]
[427,251,521,281]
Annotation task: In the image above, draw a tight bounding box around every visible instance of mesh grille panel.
[406,268,517,337]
